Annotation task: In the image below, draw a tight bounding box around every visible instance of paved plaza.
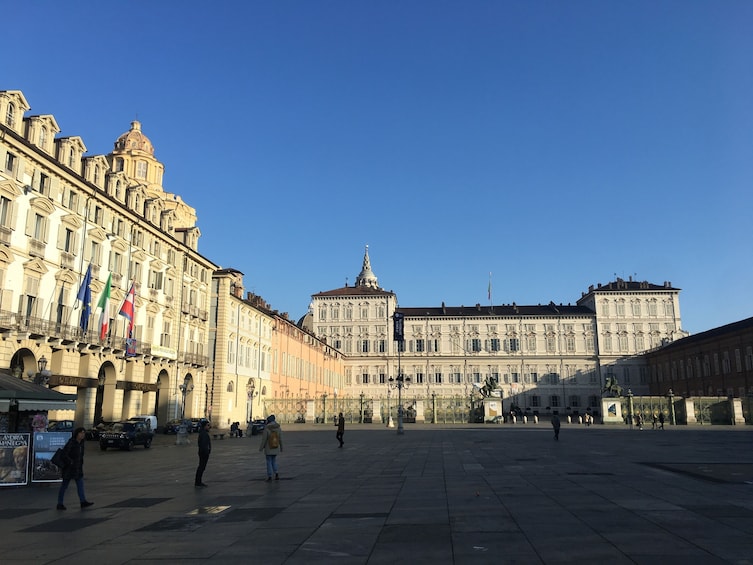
[1,423,752,564]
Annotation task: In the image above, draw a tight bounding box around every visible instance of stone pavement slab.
[0,424,752,564]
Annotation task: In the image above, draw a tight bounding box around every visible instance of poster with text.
[0,433,31,486]
[32,432,69,483]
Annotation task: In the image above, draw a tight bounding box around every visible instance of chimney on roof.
[476,303,481,311]
[441,301,446,314]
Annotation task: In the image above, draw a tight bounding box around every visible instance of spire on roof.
[354,245,379,289]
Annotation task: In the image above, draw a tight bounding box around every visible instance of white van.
[129,415,158,432]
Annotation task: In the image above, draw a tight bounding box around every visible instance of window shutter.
[15,156,25,182]
[24,209,33,237]
[56,226,65,250]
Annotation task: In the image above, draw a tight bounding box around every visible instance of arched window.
[227,381,234,392]
[5,103,15,127]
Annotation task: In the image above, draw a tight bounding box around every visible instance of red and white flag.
[119,282,136,338]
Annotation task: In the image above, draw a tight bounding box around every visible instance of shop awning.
[0,371,77,412]
[16,399,76,411]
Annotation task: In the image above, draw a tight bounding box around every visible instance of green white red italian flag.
[97,272,112,340]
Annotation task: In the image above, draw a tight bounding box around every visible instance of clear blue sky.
[4,1,752,334]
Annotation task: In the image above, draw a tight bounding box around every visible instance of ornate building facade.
[0,89,215,429]
[209,269,346,428]
[306,246,687,417]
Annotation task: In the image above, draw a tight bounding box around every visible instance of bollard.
[176,423,190,446]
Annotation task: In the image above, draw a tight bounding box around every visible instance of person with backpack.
[259,414,283,481]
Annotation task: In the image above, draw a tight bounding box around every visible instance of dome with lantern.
[113,120,154,155]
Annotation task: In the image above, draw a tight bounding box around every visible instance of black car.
[249,419,266,435]
[47,420,75,433]
[99,421,154,450]
[163,419,184,434]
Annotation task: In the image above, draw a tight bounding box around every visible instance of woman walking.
[259,415,283,481]
[57,427,93,510]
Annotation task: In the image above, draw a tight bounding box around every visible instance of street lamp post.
[388,374,410,434]
[667,388,676,426]
[248,380,258,424]
[179,379,194,421]
[431,391,437,424]
[322,392,327,425]
[626,388,634,429]
[386,389,393,427]
[177,378,193,446]
[33,356,51,386]
[359,391,365,423]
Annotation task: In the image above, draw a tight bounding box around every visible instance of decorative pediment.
[150,259,166,271]
[111,239,128,253]
[54,270,78,286]
[29,196,55,214]
[0,179,22,198]
[59,213,84,229]
[88,227,107,242]
[22,258,48,275]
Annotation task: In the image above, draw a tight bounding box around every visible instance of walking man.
[57,427,94,510]
[336,412,345,447]
[551,414,561,440]
[658,411,665,430]
[195,420,211,487]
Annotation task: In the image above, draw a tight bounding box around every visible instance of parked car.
[85,422,112,441]
[128,415,158,432]
[99,421,154,450]
[188,417,210,433]
[47,420,75,433]
[163,419,184,434]
[249,419,266,435]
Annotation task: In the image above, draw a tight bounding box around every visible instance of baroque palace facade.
[1,87,697,430]
[0,89,345,432]
[305,247,687,417]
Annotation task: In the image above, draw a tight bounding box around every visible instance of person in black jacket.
[195,420,211,487]
[57,427,93,510]
[336,412,345,447]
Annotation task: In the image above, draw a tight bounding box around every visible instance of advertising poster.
[32,432,70,483]
[0,433,31,486]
